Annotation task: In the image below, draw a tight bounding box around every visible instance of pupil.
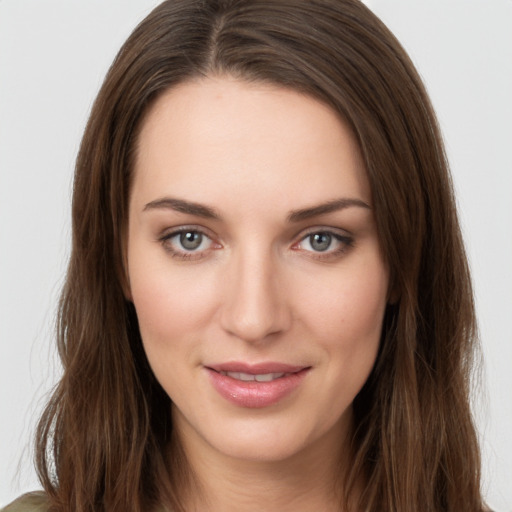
[180,231,202,250]
[310,233,331,251]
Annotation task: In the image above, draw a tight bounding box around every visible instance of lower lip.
[206,368,309,408]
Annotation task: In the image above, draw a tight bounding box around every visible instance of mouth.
[205,362,310,408]
[217,371,289,382]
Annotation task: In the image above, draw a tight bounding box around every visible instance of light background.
[1,0,511,509]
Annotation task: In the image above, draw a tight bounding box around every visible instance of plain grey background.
[1,0,511,509]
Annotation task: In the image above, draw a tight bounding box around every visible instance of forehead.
[132,76,370,211]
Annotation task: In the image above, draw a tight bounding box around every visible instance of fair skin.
[127,76,389,511]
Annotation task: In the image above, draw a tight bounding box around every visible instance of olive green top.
[2,493,493,512]
[1,493,49,512]
[1,493,169,512]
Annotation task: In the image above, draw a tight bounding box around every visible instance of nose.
[220,247,291,343]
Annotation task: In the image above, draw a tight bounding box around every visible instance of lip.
[205,362,310,409]
[207,362,306,374]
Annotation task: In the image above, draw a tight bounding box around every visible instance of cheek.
[299,261,388,346]
[128,251,218,350]
[128,257,220,399]
[294,255,388,401]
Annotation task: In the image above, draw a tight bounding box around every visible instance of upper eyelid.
[296,231,352,246]
[294,225,352,240]
[159,224,215,239]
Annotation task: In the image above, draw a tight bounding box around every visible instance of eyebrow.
[287,198,371,222]
[143,196,370,222]
[143,197,220,219]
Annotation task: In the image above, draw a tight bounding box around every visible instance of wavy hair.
[35,1,483,511]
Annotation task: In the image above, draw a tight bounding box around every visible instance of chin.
[175,405,349,466]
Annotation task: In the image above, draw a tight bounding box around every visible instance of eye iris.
[310,233,331,251]
[180,231,202,250]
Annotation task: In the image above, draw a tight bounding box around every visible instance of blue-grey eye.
[161,228,216,259]
[180,231,203,250]
[309,232,332,252]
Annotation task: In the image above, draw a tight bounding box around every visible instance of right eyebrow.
[143,197,221,220]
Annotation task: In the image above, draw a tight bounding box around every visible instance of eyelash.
[291,229,354,261]
[159,226,219,261]
[158,226,354,261]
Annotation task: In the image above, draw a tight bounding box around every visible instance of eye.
[177,231,206,251]
[294,229,353,258]
[305,232,334,252]
[160,228,218,259]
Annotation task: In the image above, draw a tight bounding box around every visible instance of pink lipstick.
[205,362,310,408]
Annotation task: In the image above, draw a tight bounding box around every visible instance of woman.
[3,0,486,511]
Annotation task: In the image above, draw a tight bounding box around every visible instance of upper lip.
[206,362,308,374]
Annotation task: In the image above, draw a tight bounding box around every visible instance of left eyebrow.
[287,198,371,223]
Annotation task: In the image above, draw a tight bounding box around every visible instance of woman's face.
[127,77,389,464]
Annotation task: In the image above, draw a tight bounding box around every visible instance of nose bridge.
[220,243,289,342]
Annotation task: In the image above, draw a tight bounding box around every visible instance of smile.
[206,363,310,408]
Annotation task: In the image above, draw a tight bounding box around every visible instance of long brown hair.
[35,1,483,510]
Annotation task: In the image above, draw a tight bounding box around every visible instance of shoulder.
[1,492,49,512]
